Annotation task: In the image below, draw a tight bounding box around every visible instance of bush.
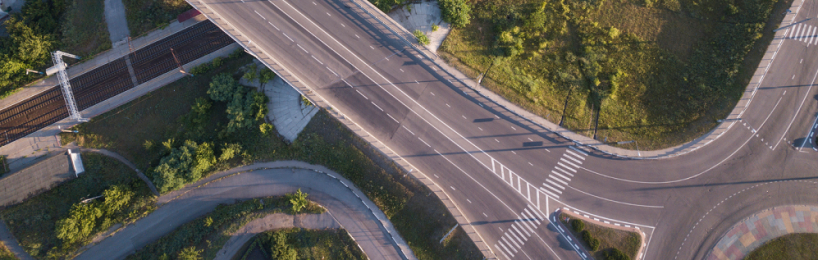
[432,24,439,32]
[151,140,216,193]
[439,0,471,28]
[413,29,430,45]
[259,123,274,135]
[570,219,585,233]
[604,248,630,260]
[286,189,309,214]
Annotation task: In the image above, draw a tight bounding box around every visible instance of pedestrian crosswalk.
[786,23,818,45]
[495,205,547,259]
[540,146,586,199]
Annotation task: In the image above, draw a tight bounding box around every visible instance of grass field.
[439,0,790,149]
[746,233,818,260]
[123,0,191,37]
[237,228,366,260]
[61,55,481,259]
[0,153,156,259]
[561,213,640,259]
[0,241,15,260]
[127,196,324,259]
[60,0,112,58]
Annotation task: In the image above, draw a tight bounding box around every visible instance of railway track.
[0,20,234,146]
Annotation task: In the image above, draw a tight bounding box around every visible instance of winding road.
[172,0,818,259]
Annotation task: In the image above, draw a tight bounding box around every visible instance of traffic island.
[557,209,644,260]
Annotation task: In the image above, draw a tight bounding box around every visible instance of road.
[186,0,818,259]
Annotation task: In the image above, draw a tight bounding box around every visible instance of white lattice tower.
[51,51,84,121]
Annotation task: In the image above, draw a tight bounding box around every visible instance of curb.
[557,208,647,260]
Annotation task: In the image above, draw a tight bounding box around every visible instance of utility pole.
[170,48,192,76]
[52,51,86,122]
[128,37,133,53]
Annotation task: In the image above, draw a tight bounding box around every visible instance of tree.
[177,247,202,260]
[570,219,585,232]
[439,0,471,28]
[55,203,102,246]
[207,73,239,102]
[152,140,214,192]
[219,143,243,161]
[269,232,297,260]
[243,63,258,85]
[604,248,630,260]
[287,189,309,213]
[259,68,276,88]
[259,123,274,135]
[101,185,134,216]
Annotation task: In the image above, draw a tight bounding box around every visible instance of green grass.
[560,213,640,259]
[61,56,482,259]
[439,0,788,150]
[0,153,156,259]
[0,241,16,260]
[238,228,366,260]
[60,0,112,58]
[127,196,324,259]
[746,233,818,260]
[123,0,191,37]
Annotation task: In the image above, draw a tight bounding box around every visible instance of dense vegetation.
[561,214,640,260]
[61,52,481,259]
[746,233,818,260]
[440,0,784,149]
[240,228,366,260]
[0,154,155,259]
[0,0,112,99]
[127,195,324,260]
[0,241,15,260]
[123,0,191,37]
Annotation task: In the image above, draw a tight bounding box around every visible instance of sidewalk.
[103,0,131,46]
[0,14,235,173]
[706,205,818,260]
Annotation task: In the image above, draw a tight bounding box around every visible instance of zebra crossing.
[786,23,818,45]
[494,204,548,259]
[540,146,586,199]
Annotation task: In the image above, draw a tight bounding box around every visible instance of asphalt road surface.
[187,0,818,258]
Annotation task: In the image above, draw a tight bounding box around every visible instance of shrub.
[208,73,239,102]
[211,57,223,68]
[269,231,297,260]
[151,140,216,193]
[414,30,430,45]
[432,24,439,32]
[570,218,585,233]
[604,248,630,260]
[259,123,274,135]
[219,143,243,162]
[439,0,471,28]
[286,189,309,214]
[177,247,202,260]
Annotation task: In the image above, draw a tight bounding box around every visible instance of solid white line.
[773,65,818,150]
[568,146,588,156]
[557,162,577,172]
[355,90,368,99]
[548,175,568,185]
[565,150,585,160]
[551,170,571,181]
[371,102,383,111]
[567,186,664,208]
[545,179,564,190]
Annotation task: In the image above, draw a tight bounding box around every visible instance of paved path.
[77,160,414,260]
[707,205,818,260]
[0,152,72,207]
[388,1,450,52]
[239,60,318,143]
[103,0,131,45]
[213,212,341,260]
